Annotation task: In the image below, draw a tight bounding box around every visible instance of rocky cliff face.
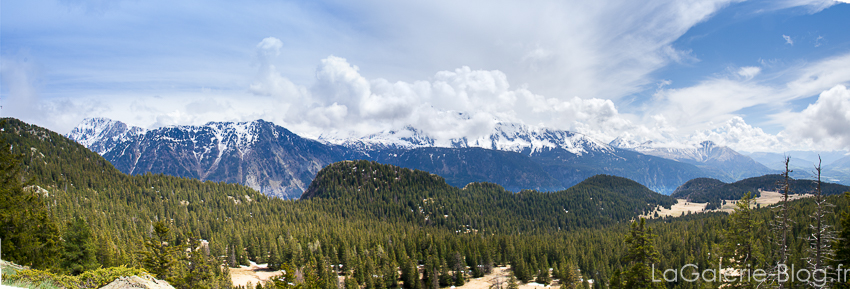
[68,118,358,199]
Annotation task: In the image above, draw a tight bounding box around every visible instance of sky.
[2,0,850,153]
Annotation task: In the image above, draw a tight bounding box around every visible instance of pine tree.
[622,218,664,289]
[724,192,763,288]
[834,192,850,289]
[60,217,99,275]
[609,269,622,289]
[0,131,61,269]
[270,264,299,289]
[507,274,519,289]
[138,221,185,280]
[535,267,551,285]
[558,260,579,289]
[171,237,219,289]
[401,258,418,289]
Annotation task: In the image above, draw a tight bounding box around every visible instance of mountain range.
[746,151,850,186]
[609,139,777,181]
[68,117,775,198]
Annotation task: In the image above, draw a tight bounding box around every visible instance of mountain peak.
[67,117,146,155]
[321,121,613,156]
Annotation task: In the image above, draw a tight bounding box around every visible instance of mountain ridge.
[610,139,775,182]
[69,117,748,197]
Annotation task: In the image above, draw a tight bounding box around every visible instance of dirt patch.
[642,190,813,219]
[230,262,282,288]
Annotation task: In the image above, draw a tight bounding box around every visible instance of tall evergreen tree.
[622,218,664,289]
[558,260,579,289]
[171,237,216,289]
[834,192,850,289]
[401,258,418,289]
[60,217,99,275]
[0,129,61,269]
[138,221,184,280]
[724,192,763,288]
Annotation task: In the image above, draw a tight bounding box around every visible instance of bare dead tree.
[766,156,794,289]
[805,156,837,288]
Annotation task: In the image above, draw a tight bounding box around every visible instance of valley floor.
[642,190,812,219]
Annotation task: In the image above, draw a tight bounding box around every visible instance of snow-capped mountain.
[610,139,775,181]
[322,122,614,157]
[69,117,728,196]
[67,118,357,199]
[67,117,147,155]
[323,122,710,194]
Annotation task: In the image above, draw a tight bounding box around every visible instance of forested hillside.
[3,118,850,289]
[672,174,850,203]
[302,160,675,231]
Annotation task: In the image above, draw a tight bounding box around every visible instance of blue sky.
[2,0,850,153]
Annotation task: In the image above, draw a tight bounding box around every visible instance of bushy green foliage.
[60,217,99,275]
[5,265,148,288]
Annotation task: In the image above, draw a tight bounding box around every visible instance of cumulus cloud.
[242,44,653,142]
[786,85,850,150]
[783,34,794,45]
[689,116,790,152]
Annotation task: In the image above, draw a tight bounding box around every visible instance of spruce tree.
[171,237,221,289]
[622,218,664,289]
[60,217,99,275]
[558,261,579,289]
[834,192,850,289]
[507,274,519,289]
[401,258,418,289]
[0,131,61,269]
[725,192,763,288]
[138,221,184,280]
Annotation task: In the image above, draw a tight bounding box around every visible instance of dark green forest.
[2,118,849,289]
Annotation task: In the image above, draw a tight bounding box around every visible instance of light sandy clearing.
[452,266,592,289]
[230,262,282,288]
[230,265,586,289]
[641,190,812,219]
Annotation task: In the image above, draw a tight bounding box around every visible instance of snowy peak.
[323,122,614,156]
[464,123,613,156]
[608,137,642,149]
[614,140,733,163]
[67,118,146,155]
[610,138,774,182]
[320,126,436,151]
[67,118,350,199]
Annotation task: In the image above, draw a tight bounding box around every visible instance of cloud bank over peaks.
[249,37,649,143]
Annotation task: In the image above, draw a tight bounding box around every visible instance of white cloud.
[737,66,762,80]
[771,0,840,12]
[786,85,850,150]
[783,34,794,45]
[689,116,790,151]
